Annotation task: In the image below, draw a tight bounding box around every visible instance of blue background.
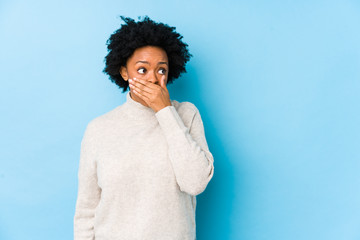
[1,0,359,239]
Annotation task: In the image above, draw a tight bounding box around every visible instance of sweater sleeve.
[155,104,214,196]
[74,123,101,240]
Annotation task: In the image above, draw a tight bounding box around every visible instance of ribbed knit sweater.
[74,91,214,240]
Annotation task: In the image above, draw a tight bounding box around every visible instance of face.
[120,45,169,106]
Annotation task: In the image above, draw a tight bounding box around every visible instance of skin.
[119,45,172,113]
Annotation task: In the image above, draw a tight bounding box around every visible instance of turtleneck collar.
[123,91,157,120]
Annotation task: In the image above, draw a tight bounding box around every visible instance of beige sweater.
[74,91,215,240]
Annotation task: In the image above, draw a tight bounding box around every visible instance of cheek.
[128,69,143,78]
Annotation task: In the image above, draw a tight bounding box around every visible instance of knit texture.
[74,91,214,240]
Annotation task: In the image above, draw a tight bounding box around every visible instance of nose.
[148,71,159,85]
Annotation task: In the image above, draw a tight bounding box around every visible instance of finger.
[129,78,156,100]
[129,78,154,95]
[133,77,158,91]
[131,84,153,100]
[132,88,150,102]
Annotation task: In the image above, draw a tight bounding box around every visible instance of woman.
[74,16,215,240]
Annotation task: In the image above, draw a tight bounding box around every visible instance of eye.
[137,67,146,74]
[158,68,167,75]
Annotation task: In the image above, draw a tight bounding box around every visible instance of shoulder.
[171,99,199,119]
[83,105,121,135]
[169,99,206,130]
[171,99,199,113]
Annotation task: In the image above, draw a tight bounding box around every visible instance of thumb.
[160,75,167,89]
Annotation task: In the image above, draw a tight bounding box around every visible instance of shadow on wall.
[172,64,237,239]
[196,114,237,240]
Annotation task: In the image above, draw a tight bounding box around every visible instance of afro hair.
[103,16,192,93]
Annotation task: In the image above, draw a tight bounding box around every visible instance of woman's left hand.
[129,75,172,113]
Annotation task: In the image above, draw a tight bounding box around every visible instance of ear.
[120,66,129,81]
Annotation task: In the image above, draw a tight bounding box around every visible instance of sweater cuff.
[155,106,187,135]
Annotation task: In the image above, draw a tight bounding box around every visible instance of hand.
[129,75,172,113]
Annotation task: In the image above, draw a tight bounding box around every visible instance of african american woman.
[74,16,215,240]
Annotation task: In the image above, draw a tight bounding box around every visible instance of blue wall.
[1,0,359,239]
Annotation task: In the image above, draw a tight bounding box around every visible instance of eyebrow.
[135,61,168,65]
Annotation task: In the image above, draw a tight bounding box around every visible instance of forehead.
[128,46,168,63]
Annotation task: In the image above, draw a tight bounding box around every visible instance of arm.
[155,103,215,196]
[74,123,101,240]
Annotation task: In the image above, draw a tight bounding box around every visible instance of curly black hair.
[103,16,192,93]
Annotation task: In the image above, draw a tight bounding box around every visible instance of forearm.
[155,105,214,196]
